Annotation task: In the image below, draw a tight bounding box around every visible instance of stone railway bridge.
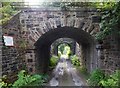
[19,8,100,73]
[2,7,120,80]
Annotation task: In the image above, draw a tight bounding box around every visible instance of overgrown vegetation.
[95,2,120,41]
[49,55,59,69]
[70,55,89,78]
[70,55,80,66]
[0,2,19,25]
[0,70,49,88]
[100,70,120,87]
[58,44,71,57]
[87,69,120,88]
[87,69,105,86]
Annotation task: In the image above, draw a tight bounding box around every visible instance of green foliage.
[87,69,105,86]
[63,46,71,56]
[58,44,70,55]
[12,70,46,87]
[70,55,80,66]
[0,75,13,88]
[49,55,59,68]
[58,44,65,54]
[95,2,120,41]
[87,69,120,87]
[0,70,49,88]
[58,44,71,57]
[100,70,120,88]
[41,2,116,10]
[0,2,19,25]
[89,2,116,10]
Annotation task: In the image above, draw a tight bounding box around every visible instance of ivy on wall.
[95,2,120,41]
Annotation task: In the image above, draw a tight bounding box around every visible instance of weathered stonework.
[0,3,2,78]
[2,13,26,81]
[25,50,36,74]
[2,47,25,82]
[19,8,99,48]
[97,34,120,74]
[0,26,2,78]
[19,8,100,73]
[1,6,120,78]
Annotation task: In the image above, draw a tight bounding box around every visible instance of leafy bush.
[12,70,46,87]
[0,75,12,88]
[58,44,66,54]
[87,69,120,87]
[49,55,59,68]
[0,70,48,88]
[100,70,120,88]
[58,44,71,56]
[63,46,71,56]
[87,69,105,86]
[70,55,80,66]
[0,2,19,25]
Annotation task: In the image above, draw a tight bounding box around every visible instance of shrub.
[0,75,12,88]
[87,69,105,86]
[0,70,48,88]
[12,70,47,87]
[100,70,120,88]
[49,55,59,68]
[58,44,71,56]
[70,55,80,66]
[63,46,71,56]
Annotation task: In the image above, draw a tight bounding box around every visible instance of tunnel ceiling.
[34,26,94,48]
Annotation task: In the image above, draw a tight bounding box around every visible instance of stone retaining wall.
[2,12,26,81]
[98,34,120,74]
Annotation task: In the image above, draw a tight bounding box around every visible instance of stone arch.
[34,26,97,74]
[51,38,76,55]
[20,9,100,46]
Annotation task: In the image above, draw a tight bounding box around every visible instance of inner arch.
[34,26,97,73]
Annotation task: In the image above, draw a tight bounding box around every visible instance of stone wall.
[0,26,2,78]
[25,50,36,74]
[0,2,2,78]
[75,43,81,62]
[99,34,120,74]
[2,12,26,81]
[2,47,24,82]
